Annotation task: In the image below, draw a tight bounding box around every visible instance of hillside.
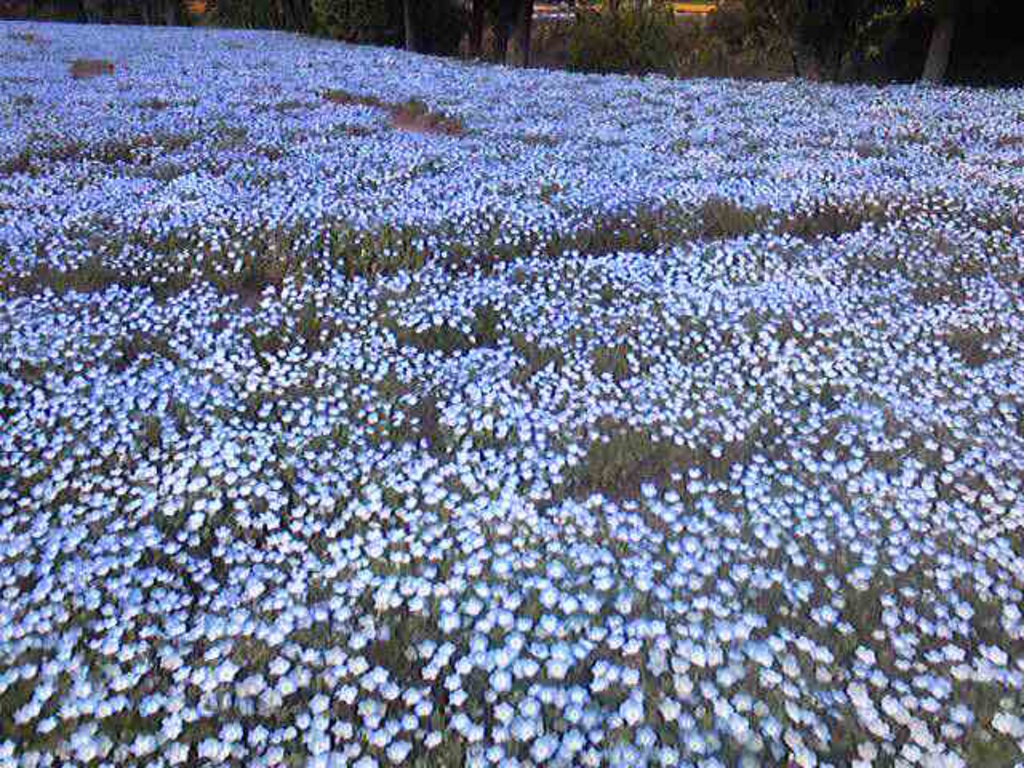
[1,21,1023,768]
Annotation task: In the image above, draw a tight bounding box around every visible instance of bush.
[703,0,757,49]
[413,0,466,56]
[566,2,679,76]
[310,0,403,45]
[210,0,270,27]
[10,0,187,24]
[310,0,463,53]
[677,1,794,80]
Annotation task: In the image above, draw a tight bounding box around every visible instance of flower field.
[1,20,1023,768]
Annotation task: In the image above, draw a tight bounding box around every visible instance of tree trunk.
[794,42,823,81]
[823,40,844,82]
[282,0,309,31]
[494,25,509,62]
[494,0,515,63]
[506,0,532,67]
[403,0,419,53]
[469,0,484,58]
[921,13,955,84]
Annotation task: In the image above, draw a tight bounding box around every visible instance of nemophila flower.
[384,740,411,764]
[309,693,330,715]
[424,732,443,750]
[490,669,513,693]
[529,734,558,763]
[505,716,537,747]
[494,702,515,725]
[620,693,645,727]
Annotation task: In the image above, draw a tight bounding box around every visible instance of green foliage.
[943,326,1005,368]
[564,417,768,501]
[295,299,336,353]
[677,0,794,79]
[213,0,309,30]
[111,332,181,372]
[387,303,503,355]
[742,0,904,80]
[310,0,463,53]
[469,303,503,347]
[14,0,189,25]
[778,199,891,240]
[738,0,1020,84]
[566,2,679,76]
[509,332,565,383]
[310,0,403,44]
[408,0,467,56]
[591,342,631,383]
[697,196,769,239]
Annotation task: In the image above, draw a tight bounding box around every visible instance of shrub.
[703,0,756,49]
[213,0,294,30]
[307,0,468,52]
[310,0,463,53]
[311,0,402,44]
[742,0,884,82]
[408,0,466,56]
[566,2,679,76]
[677,1,794,80]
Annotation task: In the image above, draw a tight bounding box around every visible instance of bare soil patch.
[70,58,115,79]
[323,89,464,137]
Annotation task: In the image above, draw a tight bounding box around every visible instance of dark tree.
[403,0,420,51]
[487,0,532,66]
[469,0,485,57]
[507,0,532,66]
[921,8,955,82]
[744,0,903,81]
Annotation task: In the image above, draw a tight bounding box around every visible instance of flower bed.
[1,20,1023,768]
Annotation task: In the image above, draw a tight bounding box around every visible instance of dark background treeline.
[2,0,1022,87]
[2,0,189,25]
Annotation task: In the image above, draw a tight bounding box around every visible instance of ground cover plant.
[1,19,1024,768]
